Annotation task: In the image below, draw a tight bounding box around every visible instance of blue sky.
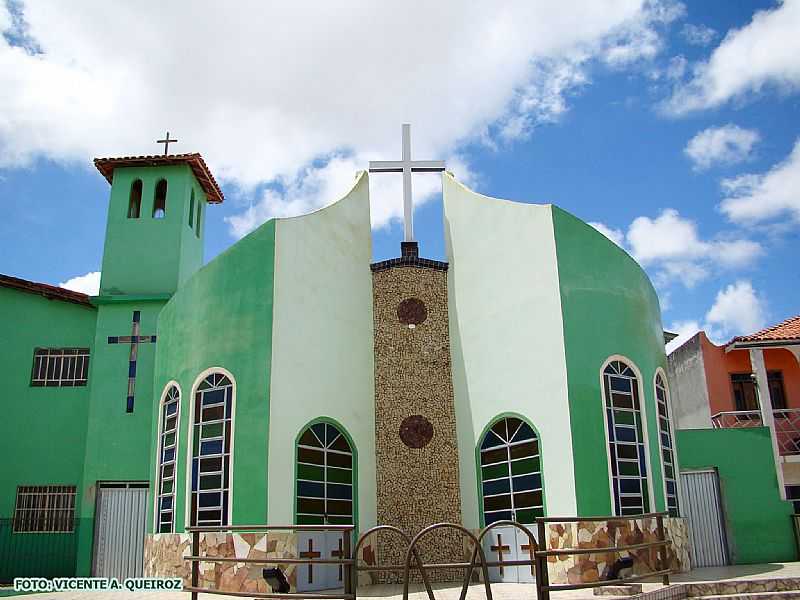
[1,1,798,350]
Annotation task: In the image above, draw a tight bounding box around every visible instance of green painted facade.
[148,219,276,531]
[0,159,213,579]
[552,206,669,516]
[0,287,96,580]
[678,427,796,564]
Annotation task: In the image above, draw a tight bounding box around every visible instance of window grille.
[30,348,90,387]
[13,485,76,532]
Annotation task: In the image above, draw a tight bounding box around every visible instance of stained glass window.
[189,372,233,527]
[655,373,679,517]
[603,360,650,516]
[295,422,353,525]
[156,385,180,532]
[479,416,544,525]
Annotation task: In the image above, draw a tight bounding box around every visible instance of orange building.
[667,315,800,508]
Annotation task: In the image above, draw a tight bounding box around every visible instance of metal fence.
[187,515,672,600]
[0,518,80,583]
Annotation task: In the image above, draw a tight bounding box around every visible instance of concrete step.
[686,578,800,597]
[696,593,800,600]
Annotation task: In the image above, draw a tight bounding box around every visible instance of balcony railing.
[712,409,800,456]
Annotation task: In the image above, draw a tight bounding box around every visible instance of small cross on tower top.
[156,131,178,155]
[369,124,445,243]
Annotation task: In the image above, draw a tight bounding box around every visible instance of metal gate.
[680,469,728,567]
[482,524,536,583]
[92,483,148,579]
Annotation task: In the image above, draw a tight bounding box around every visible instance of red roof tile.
[730,315,800,344]
[0,274,94,307]
[94,153,224,203]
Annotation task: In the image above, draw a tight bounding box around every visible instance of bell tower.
[94,152,224,296]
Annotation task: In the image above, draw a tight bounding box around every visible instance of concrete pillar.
[750,347,787,499]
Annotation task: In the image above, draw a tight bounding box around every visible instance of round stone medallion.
[399,415,434,449]
[397,298,427,325]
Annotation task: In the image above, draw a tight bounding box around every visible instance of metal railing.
[712,408,800,455]
[0,518,80,583]
[186,515,672,600]
[534,512,672,600]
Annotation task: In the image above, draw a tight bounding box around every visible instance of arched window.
[128,179,142,218]
[602,359,650,516]
[188,189,195,228]
[656,372,679,516]
[153,179,167,219]
[479,416,544,525]
[295,421,353,525]
[155,384,180,533]
[188,372,233,526]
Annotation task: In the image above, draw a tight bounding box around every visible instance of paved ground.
[5,563,800,599]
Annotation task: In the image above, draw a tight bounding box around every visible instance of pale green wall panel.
[443,174,576,526]
[267,171,376,531]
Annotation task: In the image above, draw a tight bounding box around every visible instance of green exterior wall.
[552,206,669,516]
[148,219,276,532]
[0,287,96,579]
[677,427,796,564]
[100,165,205,296]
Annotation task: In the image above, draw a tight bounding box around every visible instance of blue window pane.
[166,402,177,415]
[199,492,221,508]
[161,496,173,510]
[481,431,502,450]
[202,389,225,406]
[312,423,326,444]
[610,376,631,393]
[483,478,510,496]
[192,459,198,491]
[201,440,223,455]
[638,450,648,476]
[512,474,540,492]
[297,481,324,498]
[162,448,175,463]
[485,511,512,525]
[616,427,637,442]
[620,479,641,494]
[661,433,671,448]
[666,480,676,495]
[327,483,352,500]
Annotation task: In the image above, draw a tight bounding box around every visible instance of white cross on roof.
[369,124,445,242]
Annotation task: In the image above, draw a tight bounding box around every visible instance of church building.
[1,135,697,592]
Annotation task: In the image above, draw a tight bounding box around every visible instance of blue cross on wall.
[107,310,156,413]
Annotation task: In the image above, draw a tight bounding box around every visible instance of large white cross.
[369,124,445,242]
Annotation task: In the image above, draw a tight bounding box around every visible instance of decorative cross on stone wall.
[521,539,535,576]
[156,131,178,155]
[107,310,156,413]
[331,538,344,581]
[491,534,511,576]
[369,124,445,242]
[299,538,321,584]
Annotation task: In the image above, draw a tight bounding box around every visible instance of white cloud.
[665,0,800,114]
[684,124,760,170]
[602,0,685,67]
[665,55,687,80]
[665,319,701,354]
[720,138,800,224]
[588,221,625,247]
[0,1,686,236]
[680,23,717,46]
[704,280,766,341]
[626,208,762,287]
[58,271,100,295]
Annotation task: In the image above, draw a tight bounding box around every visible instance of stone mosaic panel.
[542,517,690,585]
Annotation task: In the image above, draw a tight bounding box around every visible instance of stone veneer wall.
[371,258,463,582]
[539,517,690,585]
[144,531,377,593]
